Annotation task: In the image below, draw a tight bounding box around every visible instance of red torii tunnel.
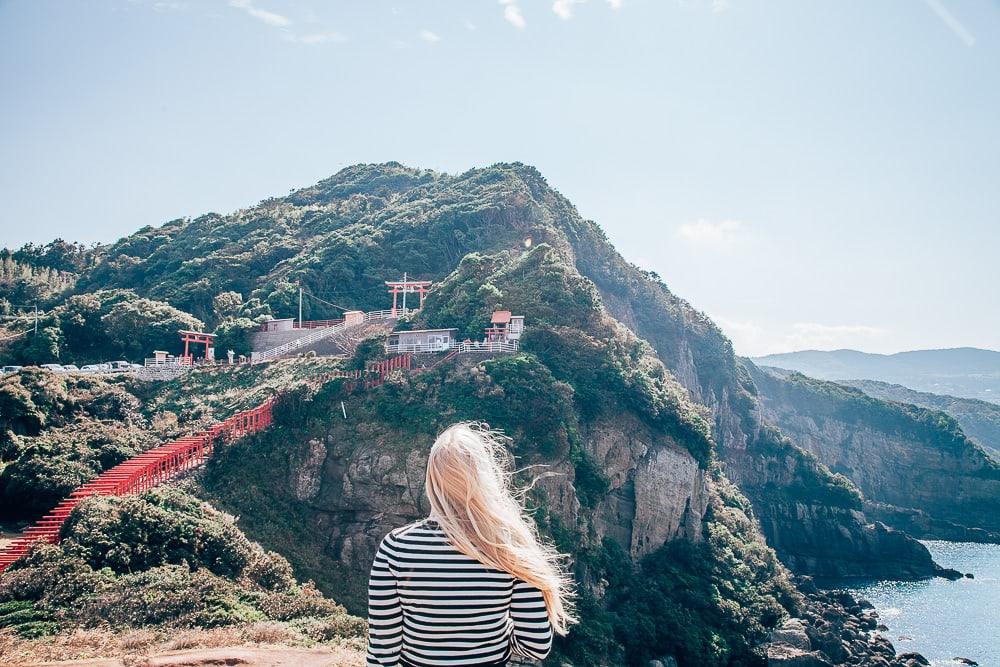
[179,329,216,362]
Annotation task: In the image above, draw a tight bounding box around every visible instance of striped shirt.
[366,518,554,666]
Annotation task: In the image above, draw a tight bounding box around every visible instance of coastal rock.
[770,618,812,651]
[766,645,834,667]
[936,566,964,580]
[894,653,930,666]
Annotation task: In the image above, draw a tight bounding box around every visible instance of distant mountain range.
[752,347,1000,405]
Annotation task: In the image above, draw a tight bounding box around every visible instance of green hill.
[1,162,948,666]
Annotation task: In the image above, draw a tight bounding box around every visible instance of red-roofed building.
[485,311,524,342]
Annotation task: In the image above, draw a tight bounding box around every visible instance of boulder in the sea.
[953,658,978,666]
[964,573,975,579]
[935,566,963,580]
[895,653,930,666]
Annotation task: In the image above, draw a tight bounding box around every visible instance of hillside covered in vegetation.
[749,363,1000,543]
[841,378,1000,462]
[1,162,957,666]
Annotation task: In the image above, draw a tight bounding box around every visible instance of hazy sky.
[1,0,997,356]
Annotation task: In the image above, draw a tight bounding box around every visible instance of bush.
[78,565,260,628]
[61,489,255,579]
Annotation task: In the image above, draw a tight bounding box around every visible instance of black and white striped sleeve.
[509,579,553,661]
[366,534,403,666]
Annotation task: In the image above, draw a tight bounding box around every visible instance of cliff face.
[841,378,1000,463]
[553,214,937,579]
[747,363,1000,542]
[252,389,709,608]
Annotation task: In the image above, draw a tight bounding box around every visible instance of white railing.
[144,357,193,367]
[366,308,409,321]
[251,310,403,364]
[458,340,519,354]
[385,341,454,354]
[385,339,519,355]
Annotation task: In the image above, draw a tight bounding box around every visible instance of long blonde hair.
[425,422,576,635]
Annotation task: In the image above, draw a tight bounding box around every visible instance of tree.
[212,291,243,323]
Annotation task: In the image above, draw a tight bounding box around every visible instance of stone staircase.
[251,310,398,364]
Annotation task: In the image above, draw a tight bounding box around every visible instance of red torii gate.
[179,329,215,362]
[385,274,432,316]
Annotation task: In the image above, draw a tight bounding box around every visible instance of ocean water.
[844,541,1000,667]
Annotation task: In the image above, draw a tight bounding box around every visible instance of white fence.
[250,309,404,365]
[385,339,518,355]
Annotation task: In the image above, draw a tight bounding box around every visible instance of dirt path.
[22,645,364,667]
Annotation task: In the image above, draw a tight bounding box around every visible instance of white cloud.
[229,0,291,28]
[714,317,890,357]
[711,0,729,14]
[675,219,743,246]
[464,19,477,31]
[500,0,526,29]
[607,0,624,8]
[553,0,584,20]
[419,29,441,43]
[923,0,975,47]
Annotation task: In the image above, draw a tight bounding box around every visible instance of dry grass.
[0,624,366,666]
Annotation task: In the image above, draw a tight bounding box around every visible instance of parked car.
[40,364,66,373]
[1,365,23,375]
[62,364,80,373]
[79,364,102,374]
[109,361,132,372]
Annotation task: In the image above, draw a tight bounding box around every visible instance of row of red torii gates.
[0,354,415,572]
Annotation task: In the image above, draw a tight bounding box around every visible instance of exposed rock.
[747,363,1000,541]
[936,567,964,580]
[766,645,834,667]
[770,618,812,651]
[290,438,326,501]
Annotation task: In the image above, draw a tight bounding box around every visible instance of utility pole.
[401,272,407,313]
[33,304,37,334]
[298,281,303,326]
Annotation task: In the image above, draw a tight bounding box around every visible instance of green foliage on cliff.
[842,378,1000,462]
[419,244,714,466]
[0,487,363,639]
[546,473,797,667]
[200,342,790,667]
[0,368,155,522]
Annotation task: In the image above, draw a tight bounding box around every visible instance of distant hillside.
[752,348,1000,404]
[839,379,1000,462]
[747,361,1000,543]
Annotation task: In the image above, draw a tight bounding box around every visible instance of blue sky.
[1,0,997,356]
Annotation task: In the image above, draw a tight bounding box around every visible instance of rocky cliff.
[748,362,1000,543]
[546,208,937,580]
[840,378,1000,463]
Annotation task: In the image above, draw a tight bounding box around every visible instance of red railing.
[0,398,275,572]
[0,355,415,572]
[311,353,413,390]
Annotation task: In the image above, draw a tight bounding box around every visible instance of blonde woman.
[365,423,576,666]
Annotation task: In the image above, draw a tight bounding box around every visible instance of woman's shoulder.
[383,517,444,543]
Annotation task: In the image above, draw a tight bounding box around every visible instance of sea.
[843,540,1000,667]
